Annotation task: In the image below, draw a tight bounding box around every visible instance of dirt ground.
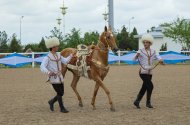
[0,65,190,125]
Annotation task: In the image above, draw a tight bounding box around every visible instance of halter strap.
[97,40,109,52]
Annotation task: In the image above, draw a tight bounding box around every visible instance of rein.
[138,57,160,71]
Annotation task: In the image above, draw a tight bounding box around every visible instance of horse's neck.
[93,41,109,66]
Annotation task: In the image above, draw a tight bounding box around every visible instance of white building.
[135,27,183,52]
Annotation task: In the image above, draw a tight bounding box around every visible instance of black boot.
[57,96,69,113]
[134,94,143,109]
[146,101,153,108]
[48,96,57,111]
[146,93,153,108]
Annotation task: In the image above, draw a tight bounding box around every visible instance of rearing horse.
[60,26,118,111]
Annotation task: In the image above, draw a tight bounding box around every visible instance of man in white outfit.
[133,34,164,109]
[40,37,72,113]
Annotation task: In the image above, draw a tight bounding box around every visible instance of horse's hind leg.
[71,74,83,107]
[91,82,100,110]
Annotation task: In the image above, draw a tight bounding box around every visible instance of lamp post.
[128,17,134,33]
[60,0,68,37]
[56,17,62,30]
[103,10,109,26]
[20,16,24,43]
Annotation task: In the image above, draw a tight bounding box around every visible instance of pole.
[129,20,131,33]
[63,16,65,37]
[20,16,24,43]
[108,0,114,29]
[20,18,21,43]
[118,50,121,65]
[60,0,68,38]
[128,17,134,34]
[32,52,35,68]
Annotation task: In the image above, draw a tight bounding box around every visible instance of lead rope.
[138,58,160,71]
[145,49,151,74]
[53,54,62,83]
[138,49,160,74]
[46,55,59,83]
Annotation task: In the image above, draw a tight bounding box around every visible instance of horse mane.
[88,45,96,50]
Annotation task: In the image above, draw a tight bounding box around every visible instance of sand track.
[0,65,190,125]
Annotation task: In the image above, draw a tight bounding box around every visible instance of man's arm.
[133,50,140,61]
[155,52,165,65]
[61,54,73,65]
[40,57,50,74]
[40,57,56,76]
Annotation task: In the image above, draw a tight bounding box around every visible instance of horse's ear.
[104,26,107,32]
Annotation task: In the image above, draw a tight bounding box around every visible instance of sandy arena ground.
[0,65,190,125]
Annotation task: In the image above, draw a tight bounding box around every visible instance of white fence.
[0,51,190,68]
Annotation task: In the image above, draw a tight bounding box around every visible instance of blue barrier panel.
[0,53,32,68]
[0,51,189,67]
[160,51,190,64]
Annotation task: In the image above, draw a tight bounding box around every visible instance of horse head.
[99,26,119,53]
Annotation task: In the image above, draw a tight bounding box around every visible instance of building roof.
[134,27,164,38]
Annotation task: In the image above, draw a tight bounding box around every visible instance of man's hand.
[67,54,76,64]
[48,72,56,77]
[133,53,140,61]
[69,52,78,59]
[159,60,165,65]
[136,53,140,58]
[72,52,77,58]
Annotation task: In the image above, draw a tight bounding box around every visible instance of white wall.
[164,37,182,52]
[138,37,183,52]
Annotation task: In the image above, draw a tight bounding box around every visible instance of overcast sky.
[0,0,189,45]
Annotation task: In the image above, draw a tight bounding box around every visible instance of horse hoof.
[79,102,83,107]
[110,107,116,112]
[93,107,96,110]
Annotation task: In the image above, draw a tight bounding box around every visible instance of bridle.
[97,32,113,51]
[89,32,113,71]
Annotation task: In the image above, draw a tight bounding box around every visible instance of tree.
[160,43,167,51]
[161,17,190,48]
[83,31,99,45]
[9,34,22,52]
[38,37,48,52]
[65,28,83,48]
[47,27,64,41]
[129,27,138,50]
[24,43,40,52]
[46,27,66,51]
[116,26,139,51]
[0,31,9,52]
[116,26,129,50]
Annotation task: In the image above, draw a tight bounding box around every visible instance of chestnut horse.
[60,26,118,111]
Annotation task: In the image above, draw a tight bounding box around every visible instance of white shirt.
[134,48,162,74]
[40,52,72,84]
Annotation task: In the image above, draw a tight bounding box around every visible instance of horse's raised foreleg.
[95,76,115,112]
[71,74,83,107]
[91,82,100,110]
[61,64,67,78]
